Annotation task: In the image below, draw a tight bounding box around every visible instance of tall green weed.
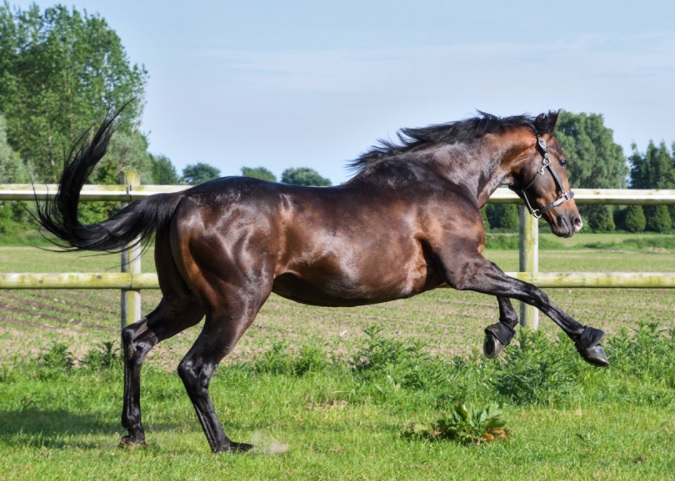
[608,322,675,388]
[14,322,675,409]
[491,329,580,404]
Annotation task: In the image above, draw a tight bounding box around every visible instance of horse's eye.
[559,158,568,167]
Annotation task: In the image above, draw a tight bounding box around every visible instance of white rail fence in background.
[1,177,674,330]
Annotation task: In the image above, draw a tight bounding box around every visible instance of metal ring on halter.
[518,136,575,218]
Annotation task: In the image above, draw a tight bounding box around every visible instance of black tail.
[35,109,181,252]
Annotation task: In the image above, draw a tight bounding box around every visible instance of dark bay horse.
[36,110,608,453]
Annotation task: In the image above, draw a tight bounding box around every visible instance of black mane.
[350,111,558,172]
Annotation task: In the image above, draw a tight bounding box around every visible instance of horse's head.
[513,112,582,238]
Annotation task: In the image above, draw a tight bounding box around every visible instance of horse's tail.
[35,109,181,253]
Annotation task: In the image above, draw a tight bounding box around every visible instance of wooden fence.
[1,177,674,330]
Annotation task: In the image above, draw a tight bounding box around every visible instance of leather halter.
[518,137,575,219]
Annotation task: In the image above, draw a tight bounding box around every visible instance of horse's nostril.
[573,217,583,231]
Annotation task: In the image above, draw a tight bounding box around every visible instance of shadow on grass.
[0,408,186,449]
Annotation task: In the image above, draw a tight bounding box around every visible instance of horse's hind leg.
[120,298,203,446]
[177,290,269,453]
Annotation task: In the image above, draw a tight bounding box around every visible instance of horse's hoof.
[577,344,609,367]
[483,332,505,359]
[215,442,255,454]
[119,435,146,449]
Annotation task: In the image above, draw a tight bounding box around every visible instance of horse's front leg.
[483,296,518,359]
[449,254,608,367]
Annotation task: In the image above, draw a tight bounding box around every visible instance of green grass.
[0,326,673,481]
[486,231,675,251]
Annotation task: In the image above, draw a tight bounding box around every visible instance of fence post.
[519,206,539,329]
[120,170,142,332]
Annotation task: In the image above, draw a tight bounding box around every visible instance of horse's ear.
[535,110,560,136]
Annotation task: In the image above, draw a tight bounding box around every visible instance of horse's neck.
[433,133,531,208]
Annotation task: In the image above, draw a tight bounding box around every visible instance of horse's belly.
[272,261,432,307]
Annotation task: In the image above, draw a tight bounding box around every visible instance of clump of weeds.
[403,402,508,445]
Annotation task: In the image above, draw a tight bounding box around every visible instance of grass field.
[0,234,674,480]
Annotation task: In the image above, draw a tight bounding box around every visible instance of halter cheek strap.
[519,137,575,219]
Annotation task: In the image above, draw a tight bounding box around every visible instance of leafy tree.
[622,205,646,233]
[646,205,672,233]
[485,204,519,231]
[241,166,276,182]
[0,113,26,182]
[629,141,674,230]
[182,162,220,185]
[629,141,674,189]
[0,3,147,181]
[281,167,332,186]
[106,130,154,183]
[151,154,180,184]
[554,111,628,189]
[586,205,615,232]
[0,112,30,234]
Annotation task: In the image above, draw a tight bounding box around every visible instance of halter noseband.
[518,137,575,219]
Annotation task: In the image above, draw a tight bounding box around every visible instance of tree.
[554,111,628,189]
[241,166,276,182]
[587,205,615,232]
[182,163,220,185]
[629,141,674,189]
[622,205,646,233]
[151,154,180,184]
[646,205,672,233]
[105,130,154,183]
[281,167,332,186]
[629,141,674,230]
[485,204,519,231]
[0,113,26,182]
[0,112,29,234]
[0,3,147,181]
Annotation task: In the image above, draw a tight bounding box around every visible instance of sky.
[12,0,675,184]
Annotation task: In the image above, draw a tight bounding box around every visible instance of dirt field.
[1,245,674,368]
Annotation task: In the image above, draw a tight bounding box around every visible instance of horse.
[35,109,608,453]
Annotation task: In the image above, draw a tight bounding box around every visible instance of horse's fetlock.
[485,322,516,346]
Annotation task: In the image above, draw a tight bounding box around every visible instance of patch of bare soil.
[2,286,673,370]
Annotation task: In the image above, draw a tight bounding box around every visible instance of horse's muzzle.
[553,214,583,238]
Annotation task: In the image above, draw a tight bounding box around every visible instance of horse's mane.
[350,111,558,172]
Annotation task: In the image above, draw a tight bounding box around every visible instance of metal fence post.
[120,170,142,331]
[519,206,539,329]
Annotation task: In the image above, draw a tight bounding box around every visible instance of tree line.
[0,3,673,235]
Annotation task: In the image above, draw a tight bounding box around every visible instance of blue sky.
[13,0,675,184]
